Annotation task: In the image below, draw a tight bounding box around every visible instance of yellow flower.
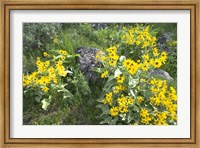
[161,51,167,59]
[105,92,113,105]
[42,87,49,92]
[96,50,106,61]
[123,59,132,68]
[48,67,55,74]
[106,46,117,53]
[53,38,58,43]
[153,59,162,68]
[141,61,150,71]
[153,47,159,56]
[109,60,116,67]
[140,78,146,82]
[116,75,125,83]
[110,107,119,117]
[117,95,127,106]
[60,56,65,61]
[101,56,107,62]
[119,106,128,113]
[159,51,167,63]
[123,59,139,75]
[154,112,168,125]
[101,70,109,78]
[56,60,67,77]
[44,61,50,67]
[102,99,107,104]
[108,52,116,59]
[136,41,141,45]
[140,108,149,118]
[113,85,125,93]
[142,54,149,60]
[141,116,152,124]
[150,97,161,106]
[127,97,135,105]
[43,52,49,57]
[150,78,157,85]
[59,50,67,56]
[136,86,140,91]
[142,41,150,48]
[53,77,58,84]
[36,57,42,66]
[138,96,144,103]
[151,87,159,93]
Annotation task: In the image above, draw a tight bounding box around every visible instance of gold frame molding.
[0,0,199,147]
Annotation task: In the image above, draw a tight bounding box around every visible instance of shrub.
[23,23,62,52]
[96,25,177,125]
[23,49,74,110]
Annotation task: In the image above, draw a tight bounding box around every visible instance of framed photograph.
[0,0,199,147]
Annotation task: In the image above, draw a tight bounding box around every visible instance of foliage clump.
[96,25,177,125]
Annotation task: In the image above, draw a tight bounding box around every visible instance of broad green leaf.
[92,67,102,73]
[128,76,139,88]
[114,68,122,78]
[130,89,136,97]
[57,89,73,98]
[67,54,80,59]
[96,104,110,116]
[64,90,73,98]
[66,70,73,74]
[35,96,42,102]
[100,117,112,124]
[119,113,126,121]
[103,76,115,92]
[127,112,134,123]
[96,104,109,111]
[41,99,50,110]
[132,105,139,112]
[119,56,126,62]
[110,117,119,125]
[100,116,118,125]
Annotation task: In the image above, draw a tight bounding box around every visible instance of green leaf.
[110,117,119,125]
[100,117,112,124]
[64,90,73,98]
[119,113,126,121]
[127,112,134,123]
[35,96,42,102]
[67,54,80,59]
[41,99,50,110]
[130,89,136,97]
[114,68,122,78]
[103,76,116,93]
[92,67,102,73]
[96,104,110,116]
[128,76,139,88]
[132,105,139,112]
[119,56,126,62]
[66,70,73,74]
[99,116,118,125]
[58,89,73,97]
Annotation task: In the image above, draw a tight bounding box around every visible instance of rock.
[149,69,174,81]
[158,32,172,44]
[157,32,173,53]
[75,47,100,83]
[91,23,107,30]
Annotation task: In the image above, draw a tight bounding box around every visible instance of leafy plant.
[96,25,177,125]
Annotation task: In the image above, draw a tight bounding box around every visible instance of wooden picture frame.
[0,0,199,147]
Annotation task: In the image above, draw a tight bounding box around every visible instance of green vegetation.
[23,23,177,125]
